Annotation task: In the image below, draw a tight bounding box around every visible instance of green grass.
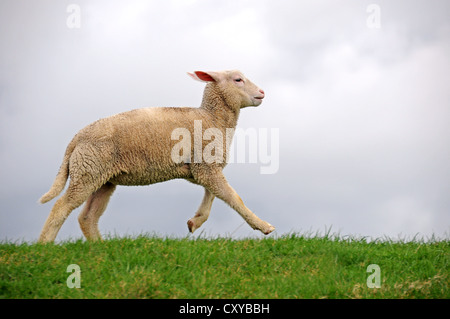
[1,234,448,299]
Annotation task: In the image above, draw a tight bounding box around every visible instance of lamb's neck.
[200,84,240,128]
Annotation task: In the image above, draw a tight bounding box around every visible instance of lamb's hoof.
[263,224,275,235]
[187,219,196,233]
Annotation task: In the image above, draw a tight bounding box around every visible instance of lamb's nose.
[259,89,265,97]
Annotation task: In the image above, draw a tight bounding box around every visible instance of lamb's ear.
[187,71,218,83]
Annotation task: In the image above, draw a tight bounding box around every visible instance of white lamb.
[38,70,275,243]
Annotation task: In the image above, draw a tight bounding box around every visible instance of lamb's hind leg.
[187,188,215,233]
[38,181,97,243]
[78,182,116,241]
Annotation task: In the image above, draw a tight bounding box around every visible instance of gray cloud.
[1,0,449,242]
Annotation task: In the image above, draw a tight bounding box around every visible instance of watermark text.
[171,121,279,174]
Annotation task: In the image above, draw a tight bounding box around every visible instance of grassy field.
[0,234,448,299]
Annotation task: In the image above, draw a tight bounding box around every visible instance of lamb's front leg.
[193,166,275,235]
[187,188,215,233]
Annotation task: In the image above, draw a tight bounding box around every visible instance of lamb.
[38,70,275,243]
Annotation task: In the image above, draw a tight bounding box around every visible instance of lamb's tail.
[39,139,77,204]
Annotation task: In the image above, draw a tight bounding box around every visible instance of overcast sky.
[1,0,449,242]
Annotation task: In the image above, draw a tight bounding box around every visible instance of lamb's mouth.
[252,97,264,106]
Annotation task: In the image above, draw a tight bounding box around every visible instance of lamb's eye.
[234,78,243,83]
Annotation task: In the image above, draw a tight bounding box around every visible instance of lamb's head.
[188,70,265,110]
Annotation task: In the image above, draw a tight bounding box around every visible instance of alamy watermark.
[171,120,279,174]
[366,4,381,29]
[366,264,381,288]
[66,264,81,288]
[66,4,81,29]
